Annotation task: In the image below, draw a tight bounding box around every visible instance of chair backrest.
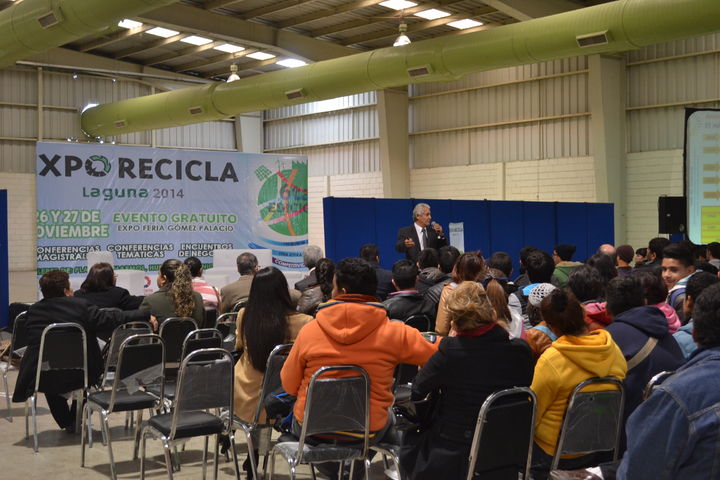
[203,306,217,329]
[404,314,431,332]
[170,348,234,439]
[214,312,238,328]
[10,311,29,357]
[108,334,165,411]
[34,323,88,393]
[215,313,238,350]
[642,370,675,401]
[102,322,153,385]
[551,377,625,470]
[232,300,247,313]
[159,317,198,363]
[252,343,292,425]
[466,387,537,480]
[181,328,223,361]
[297,366,370,464]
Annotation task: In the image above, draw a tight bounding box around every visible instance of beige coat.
[232,309,312,423]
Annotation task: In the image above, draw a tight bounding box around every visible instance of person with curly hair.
[140,258,204,325]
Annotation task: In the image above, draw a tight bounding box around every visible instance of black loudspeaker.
[658,196,687,234]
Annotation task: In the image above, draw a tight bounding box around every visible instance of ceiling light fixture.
[227,64,240,83]
[380,0,417,10]
[214,43,245,54]
[246,52,276,60]
[146,27,179,38]
[117,19,142,29]
[277,58,307,68]
[181,35,212,46]
[447,19,483,30]
[414,9,451,20]
[393,23,411,46]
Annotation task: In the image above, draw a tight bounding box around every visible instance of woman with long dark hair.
[75,262,143,310]
[140,259,204,325]
[296,258,335,315]
[233,266,312,475]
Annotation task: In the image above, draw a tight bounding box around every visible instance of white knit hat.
[529,283,557,307]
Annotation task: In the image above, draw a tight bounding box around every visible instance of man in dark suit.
[12,270,154,431]
[359,244,394,301]
[294,245,323,292]
[220,252,259,313]
[395,202,447,262]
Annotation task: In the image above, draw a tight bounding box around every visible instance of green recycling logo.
[256,161,308,236]
[85,155,111,177]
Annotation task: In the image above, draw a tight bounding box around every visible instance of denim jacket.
[618,346,720,479]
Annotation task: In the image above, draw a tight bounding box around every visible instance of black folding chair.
[159,317,198,369]
[2,311,28,422]
[26,322,88,452]
[550,377,625,473]
[269,365,371,480]
[404,314,431,332]
[81,333,165,480]
[466,387,537,480]
[140,348,241,480]
[642,370,675,401]
[232,343,292,479]
[215,312,238,351]
[101,321,153,387]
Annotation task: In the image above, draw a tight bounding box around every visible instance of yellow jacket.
[531,329,627,455]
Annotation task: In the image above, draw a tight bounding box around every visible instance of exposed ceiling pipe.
[81,0,720,137]
[0,0,179,69]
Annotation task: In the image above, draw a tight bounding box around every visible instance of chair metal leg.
[31,394,38,453]
[172,445,181,472]
[213,434,220,480]
[2,367,12,422]
[24,399,29,438]
[140,428,148,480]
[268,449,277,480]
[74,390,84,435]
[364,458,371,480]
[87,408,94,448]
[202,436,209,480]
[80,403,89,467]
[133,409,144,460]
[162,439,175,480]
[243,426,259,480]
[228,432,241,480]
[310,464,318,480]
[101,411,117,480]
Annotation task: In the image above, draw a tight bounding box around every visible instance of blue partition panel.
[323,197,614,275]
[0,191,8,328]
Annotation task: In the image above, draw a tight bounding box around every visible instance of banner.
[36,142,308,280]
[686,109,720,244]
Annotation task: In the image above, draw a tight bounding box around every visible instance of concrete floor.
[0,366,391,480]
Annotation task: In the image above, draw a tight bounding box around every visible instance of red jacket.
[281,294,439,431]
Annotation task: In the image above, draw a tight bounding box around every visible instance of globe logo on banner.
[256,161,308,236]
[86,155,111,177]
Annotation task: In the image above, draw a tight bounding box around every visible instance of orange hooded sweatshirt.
[281,294,439,431]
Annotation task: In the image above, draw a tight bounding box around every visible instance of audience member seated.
[296,258,335,316]
[12,270,154,431]
[220,252,259,313]
[636,271,680,333]
[359,243,394,301]
[294,245,323,292]
[415,248,441,294]
[487,251,518,295]
[484,278,523,339]
[634,237,670,275]
[523,283,558,360]
[615,244,635,276]
[280,257,438,473]
[74,262,143,310]
[604,275,684,450]
[423,245,461,317]
[552,244,583,288]
[673,272,720,358]
[618,283,720,479]
[567,265,609,331]
[530,289,627,480]
[435,251,486,336]
[183,256,220,309]
[586,253,618,285]
[140,259,204,325]
[707,241,720,271]
[383,259,435,322]
[399,281,533,480]
[509,250,555,327]
[598,243,617,259]
[696,260,719,276]
[514,246,538,289]
[233,267,312,477]
[662,243,697,323]
[634,247,648,268]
